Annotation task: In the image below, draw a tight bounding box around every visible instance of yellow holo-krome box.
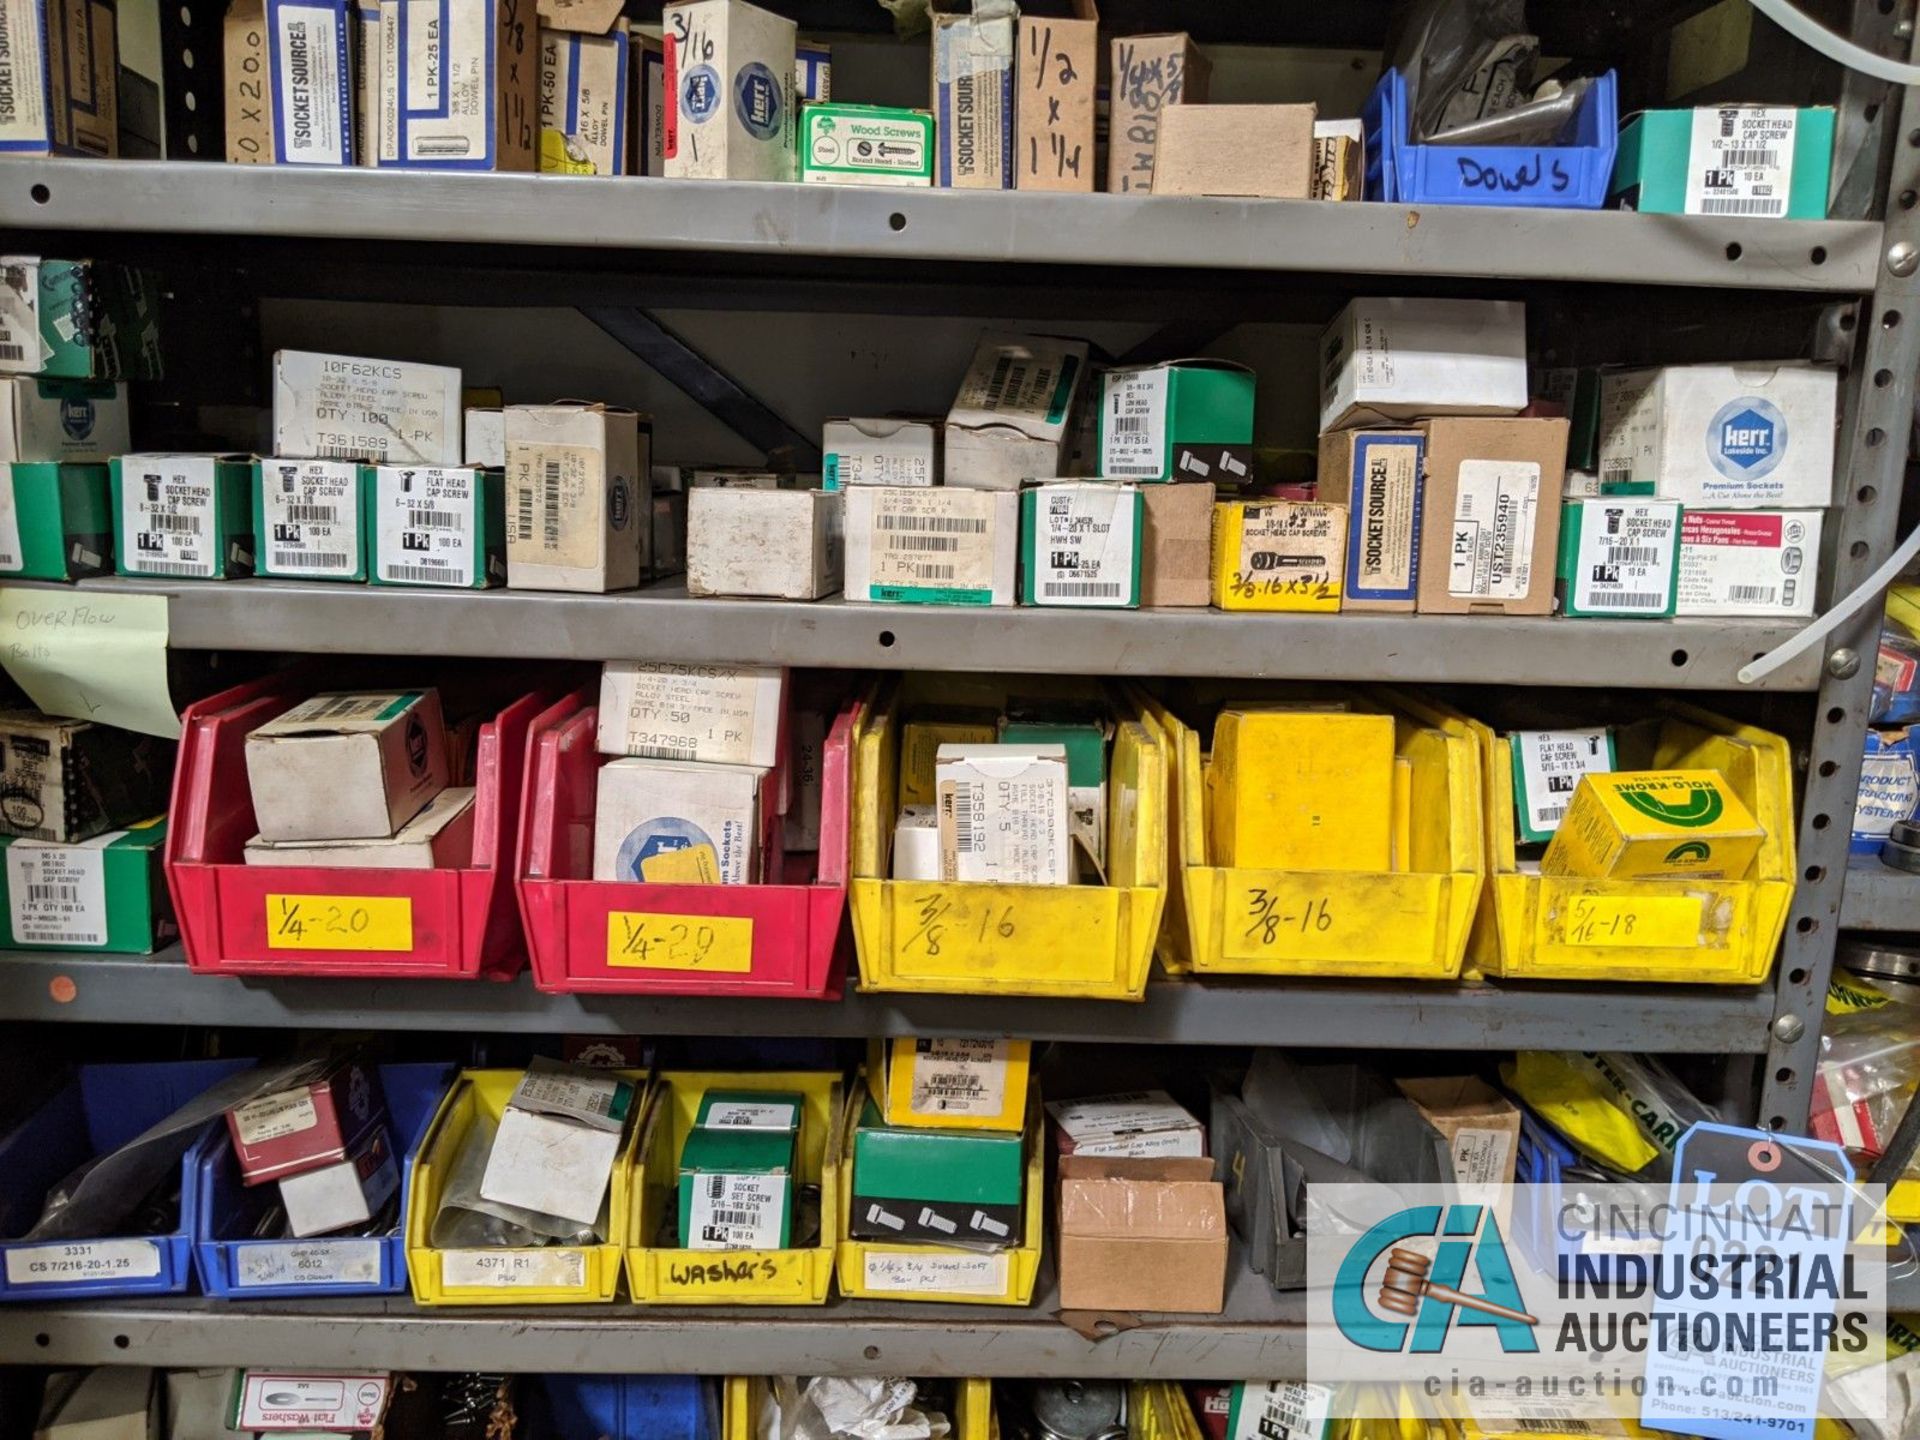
[1541,770,1764,880]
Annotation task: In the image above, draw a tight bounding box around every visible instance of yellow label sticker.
[1564,894,1701,948]
[538,130,596,175]
[640,843,720,885]
[265,894,414,951]
[607,912,754,971]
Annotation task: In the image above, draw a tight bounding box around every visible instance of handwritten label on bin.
[5,1239,163,1285]
[1224,878,1344,962]
[861,1249,1009,1297]
[662,1249,805,1294]
[236,1240,383,1289]
[441,1248,586,1289]
[265,894,414,951]
[897,889,1021,968]
[606,912,753,972]
[1564,894,1703,949]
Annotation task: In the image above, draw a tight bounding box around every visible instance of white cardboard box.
[244,690,451,842]
[244,786,475,869]
[481,1091,627,1226]
[375,0,537,170]
[892,803,939,880]
[277,1125,400,1238]
[934,742,1070,885]
[662,0,796,181]
[464,407,506,468]
[256,457,364,581]
[504,404,649,593]
[1676,508,1821,617]
[1598,362,1837,509]
[844,484,1019,606]
[232,1372,392,1433]
[687,486,841,600]
[930,0,1014,188]
[822,417,939,489]
[592,755,765,883]
[945,332,1090,490]
[272,351,463,464]
[1046,1089,1206,1157]
[596,662,785,767]
[0,378,130,463]
[1319,299,1528,431]
[1021,481,1142,609]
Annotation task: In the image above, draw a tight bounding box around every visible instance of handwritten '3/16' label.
[605,911,753,971]
[265,894,414,951]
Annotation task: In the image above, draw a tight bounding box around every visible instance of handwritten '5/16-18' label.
[606,911,753,971]
[1564,894,1704,949]
[5,1239,163,1285]
[441,1248,586,1289]
[265,894,414,951]
[236,1240,383,1288]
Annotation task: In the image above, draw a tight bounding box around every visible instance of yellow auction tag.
[1565,894,1701,948]
[606,912,754,971]
[265,894,414,951]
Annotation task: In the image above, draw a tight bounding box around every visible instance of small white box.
[596,662,785,767]
[662,0,797,181]
[245,690,451,843]
[539,22,634,175]
[844,485,1019,606]
[592,756,765,884]
[1676,509,1822,618]
[464,408,506,469]
[244,786,475,869]
[1319,299,1528,431]
[481,1066,635,1226]
[277,1125,400,1238]
[934,742,1071,886]
[1046,1090,1206,1157]
[822,417,939,489]
[945,332,1090,490]
[687,486,841,600]
[892,804,939,880]
[504,404,649,593]
[1598,362,1837,509]
[0,378,130,463]
[272,351,462,465]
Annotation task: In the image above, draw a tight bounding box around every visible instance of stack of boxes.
[222,1056,399,1238]
[676,1089,801,1249]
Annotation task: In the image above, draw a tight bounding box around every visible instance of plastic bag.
[1388,0,1535,141]
[429,1113,603,1248]
[758,1378,950,1440]
[1812,1006,1920,1175]
[1500,1052,1717,1180]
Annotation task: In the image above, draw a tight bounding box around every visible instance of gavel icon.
[1377,1248,1538,1324]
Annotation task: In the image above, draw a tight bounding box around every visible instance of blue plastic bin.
[538,1375,716,1440]
[1511,1109,1658,1283]
[0,1059,254,1301]
[192,1062,454,1299]
[1363,67,1618,209]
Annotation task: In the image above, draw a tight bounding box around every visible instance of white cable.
[1748,0,1920,84]
[1739,522,1920,683]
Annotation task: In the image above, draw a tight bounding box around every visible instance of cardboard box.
[1611,106,1834,219]
[851,1099,1024,1244]
[936,742,1071,885]
[689,467,802,490]
[366,463,507,588]
[230,1372,391,1433]
[1138,481,1212,608]
[900,714,998,807]
[946,332,1090,490]
[1597,362,1836,510]
[538,0,628,32]
[227,0,272,161]
[1015,2,1097,191]
[481,1062,638,1226]
[1316,429,1422,612]
[226,1056,389,1185]
[1319,298,1528,431]
[1394,1075,1522,1197]
[1210,499,1346,613]
[245,785,475,869]
[796,40,830,100]
[892,804,939,880]
[1509,728,1616,845]
[1556,498,1681,619]
[0,816,172,953]
[1001,718,1105,866]
[1107,33,1208,193]
[1313,118,1362,200]
[109,454,255,581]
[0,711,166,845]
[1057,1154,1225,1313]
[688,486,841,600]
[376,0,538,170]
[592,755,764,884]
[1208,708,1394,872]
[596,662,785,767]
[0,259,160,381]
[0,461,112,580]
[504,403,648,593]
[679,1123,794,1249]
[1020,481,1142,609]
[251,458,370,583]
[539,21,634,174]
[782,707,827,851]
[1099,360,1255,483]
[273,350,463,465]
[244,689,451,843]
[1676,509,1820,618]
[1049,1089,1204,1157]
[636,33,667,175]
[465,408,506,469]
[1856,729,1918,856]
[0,378,129,463]
[354,0,380,164]
[1541,771,1765,881]
[224,0,355,165]
[278,1123,400,1237]
[0,0,117,157]
[33,1368,153,1440]
[800,101,933,186]
[822,417,939,490]
[1536,365,1601,472]
[652,479,686,573]
[1416,417,1569,617]
[875,1037,1031,1131]
[662,0,796,181]
[1153,104,1315,199]
[844,485,1019,606]
[930,0,1013,188]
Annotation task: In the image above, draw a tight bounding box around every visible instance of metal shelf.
[0,160,1881,293]
[1841,858,1920,932]
[31,576,1820,688]
[0,950,1779,1052]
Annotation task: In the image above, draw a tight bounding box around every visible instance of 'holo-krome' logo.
[1618,783,1725,828]
[1332,1204,1540,1354]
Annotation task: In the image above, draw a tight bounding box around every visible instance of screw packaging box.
[850,1099,1024,1244]
[935,741,1071,885]
[1611,106,1834,219]
[1210,499,1346,613]
[225,0,355,165]
[1,258,161,381]
[278,1122,400,1237]
[226,1057,389,1186]
[900,714,999,807]
[35,1369,154,1440]
[251,459,370,582]
[1541,771,1765,881]
[591,755,765,885]
[1152,103,1316,199]
[930,0,1014,188]
[1208,708,1395,872]
[1676,508,1820,618]
[1048,1090,1205,1157]
[1394,1076,1522,1194]
[375,0,537,170]
[245,784,475,869]
[1057,1155,1226,1314]
[783,707,828,851]
[0,378,129,463]
[273,351,463,465]
[945,332,1089,491]
[1509,728,1617,844]
[231,1371,392,1432]
[663,0,796,181]
[0,815,171,953]
[366,463,508,588]
[539,21,633,174]
[0,711,168,844]
[464,407,506,469]
[678,1123,794,1250]
[687,486,842,600]
[1140,481,1213,607]
[1555,497,1681,619]
[505,403,648,594]
[1319,298,1528,431]
[596,662,785,768]
[844,485,1019,606]
[1598,362,1836,509]
[1317,428,1423,612]
[800,102,933,186]
[0,0,118,157]
[1020,481,1142,609]
[482,1062,638,1226]
[1224,1385,1334,1440]
[1001,718,1106,866]
[1015,1,1097,191]
[0,462,111,580]
[892,803,939,880]
[1416,417,1569,617]
[1313,118,1362,200]
[796,40,830,100]
[244,689,451,843]
[875,1037,1031,1132]
[110,454,255,581]
[1099,360,1255,484]
[1107,33,1208,193]
[822,417,939,490]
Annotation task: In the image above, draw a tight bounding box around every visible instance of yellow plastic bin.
[1142,687,1484,979]
[1130,1382,1207,1440]
[834,1074,1043,1306]
[1451,702,1794,983]
[623,1069,841,1305]
[849,680,1167,999]
[404,1068,642,1306]
[725,1378,995,1440]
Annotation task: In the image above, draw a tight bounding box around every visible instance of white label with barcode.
[1100,368,1168,477]
[1513,729,1613,840]
[1031,485,1136,608]
[236,1239,384,1288]
[688,1172,787,1250]
[121,458,222,577]
[374,465,474,586]
[508,442,599,570]
[7,841,108,945]
[441,1247,587,1289]
[1570,500,1679,615]
[868,489,998,594]
[1449,459,1539,600]
[860,1249,1009,1296]
[703,1100,798,1130]
[263,459,361,577]
[1685,107,1798,218]
[0,467,21,570]
[0,0,50,148]
[1229,1382,1334,1440]
[908,1038,1009,1118]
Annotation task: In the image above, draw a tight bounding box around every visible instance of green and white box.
[800,102,933,186]
[1555,498,1681,619]
[0,258,162,381]
[0,817,173,954]
[252,459,371,582]
[0,378,129,462]
[844,484,1017,606]
[1224,1383,1334,1440]
[1610,107,1834,219]
[1019,481,1141,609]
[0,462,111,580]
[367,465,507,588]
[1097,359,1256,483]
[1509,728,1617,845]
[110,454,255,580]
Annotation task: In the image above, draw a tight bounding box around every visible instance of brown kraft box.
[1016,1,1099,191]
[1107,33,1209,194]
[1152,105,1316,199]
[1057,1155,1227,1313]
[1417,417,1569,616]
[1141,482,1213,607]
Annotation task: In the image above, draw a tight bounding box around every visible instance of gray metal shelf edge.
[1841,858,1920,932]
[33,576,1822,687]
[0,950,1779,1051]
[0,159,1882,292]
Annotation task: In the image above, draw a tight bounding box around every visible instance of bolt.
[1773,1014,1806,1044]
[1827,647,1860,678]
[1891,241,1919,277]
[1899,17,1915,38]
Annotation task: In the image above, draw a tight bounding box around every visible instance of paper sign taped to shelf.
[236,1239,383,1288]
[0,587,177,739]
[441,1248,587,1289]
[606,911,754,971]
[1563,893,1703,948]
[265,894,414,951]
[860,1249,1009,1296]
[4,1238,163,1285]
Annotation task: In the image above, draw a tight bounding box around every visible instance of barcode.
[300,693,379,720]
[1043,581,1122,597]
[908,563,954,581]
[1536,805,1567,823]
[1603,547,1660,565]
[284,504,338,524]
[1602,466,1634,482]
[542,460,562,549]
[408,507,464,530]
[130,559,209,577]
[1110,415,1146,435]
[706,1176,725,1198]
[887,534,959,553]
[708,1209,761,1228]
[515,482,533,542]
[27,884,79,903]
[1511,1421,1595,1436]
[1730,584,1778,603]
[417,136,473,156]
[274,551,352,570]
[1597,591,1665,609]
[877,514,987,534]
[383,562,459,584]
[983,355,1027,410]
[317,442,363,459]
[1698,197,1784,215]
[0,343,22,362]
[147,513,201,534]
[1721,147,1778,167]
[953,781,979,853]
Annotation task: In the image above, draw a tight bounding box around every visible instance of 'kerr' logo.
[1709,397,1787,482]
[1332,1204,1539,1354]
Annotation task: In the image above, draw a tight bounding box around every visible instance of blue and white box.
[662,0,795,182]
[0,0,118,157]
[930,0,1013,189]
[539,23,633,174]
[376,0,538,170]
[265,0,355,165]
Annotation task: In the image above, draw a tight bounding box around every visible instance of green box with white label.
[1555,498,1681,619]
[1610,107,1833,219]
[363,465,508,589]
[1096,360,1255,483]
[1509,727,1618,846]
[1019,482,1142,609]
[251,459,372,582]
[110,454,255,580]
[0,817,172,953]
[799,102,934,187]
[0,462,112,580]
[677,1124,796,1251]
[1,258,163,381]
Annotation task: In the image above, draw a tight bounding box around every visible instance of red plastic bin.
[515,689,858,997]
[166,676,553,980]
